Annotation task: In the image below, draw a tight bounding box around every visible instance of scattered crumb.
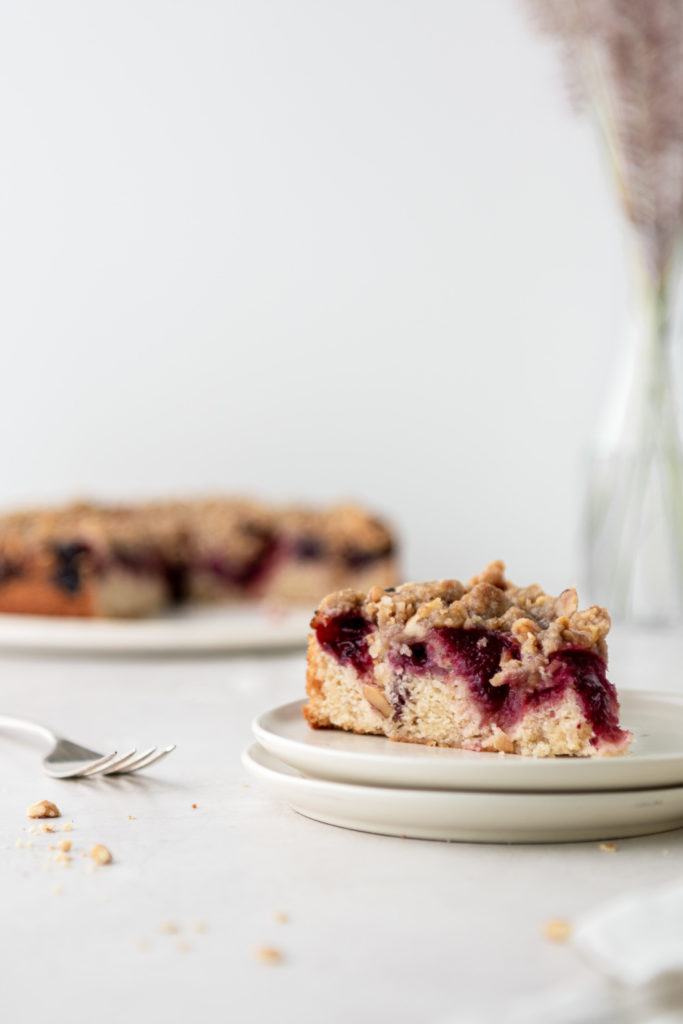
[242,784,250,789]
[40,824,56,834]
[127,815,135,821]
[191,921,207,934]
[51,884,62,895]
[273,911,289,924]
[55,853,71,866]
[255,946,283,965]
[58,839,72,853]
[81,851,88,858]
[27,800,60,819]
[63,823,73,832]
[135,939,150,952]
[544,919,572,943]
[191,803,197,809]
[599,842,617,853]
[28,826,38,835]
[160,921,180,935]
[48,844,56,851]
[174,940,191,953]
[90,844,112,865]
[26,840,34,849]
[15,839,22,849]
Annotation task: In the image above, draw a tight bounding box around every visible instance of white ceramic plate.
[0,604,312,654]
[243,742,683,843]
[253,691,683,793]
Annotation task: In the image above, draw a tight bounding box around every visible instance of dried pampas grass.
[524,0,683,285]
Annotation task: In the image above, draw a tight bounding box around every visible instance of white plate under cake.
[304,561,632,758]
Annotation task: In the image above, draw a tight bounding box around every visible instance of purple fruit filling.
[549,649,624,746]
[51,541,91,595]
[199,535,279,591]
[314,614,372,675]
[342,541,394,571]
[293,536,325,561]
[437,627,521,717]
[0,560,21,584]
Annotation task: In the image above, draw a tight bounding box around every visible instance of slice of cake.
[304,561,632,757]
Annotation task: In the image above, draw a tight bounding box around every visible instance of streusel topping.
[313,561,610,659]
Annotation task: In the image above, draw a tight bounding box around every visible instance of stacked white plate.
[243,691,683,843]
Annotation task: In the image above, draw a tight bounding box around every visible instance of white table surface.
[1,627,681,1024]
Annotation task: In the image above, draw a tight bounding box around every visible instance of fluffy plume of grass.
[525,0,683,286]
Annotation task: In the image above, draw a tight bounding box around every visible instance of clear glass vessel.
[584,240,683,624]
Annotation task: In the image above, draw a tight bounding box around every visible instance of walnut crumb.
[544,919,572,943]
[90,844,112,865]
[51,884,62,895]
[255,946,283,964]
[27,800,60,819]
[192,921,207,934]
[15,839,22,848]
[599,842,617,853]
[127,815,135,821]
[58,839,72,852]
[40,824,55,834]
[62,823,73,832]
[273,911,289,924]
[160,921,180,935]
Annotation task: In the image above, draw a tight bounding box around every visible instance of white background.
[0,0,626,595]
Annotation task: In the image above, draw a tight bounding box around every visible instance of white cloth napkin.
[573,880,683,988]
[442,878,683,1024]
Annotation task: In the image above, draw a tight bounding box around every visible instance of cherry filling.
[549,649,624,746]
[0,560,20,584]
[198,534,279,592]
[52,542,91,595]
[342,540,395,571]
[314,614,372,674]
[436,628,521,720]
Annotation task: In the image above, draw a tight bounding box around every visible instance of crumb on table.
[90,844,113,865]
[255,946,283,965]
[544,919,572,943]
[599,842,617,853]
[27,800,61,819]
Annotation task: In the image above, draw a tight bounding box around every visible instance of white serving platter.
[0,604,312,654]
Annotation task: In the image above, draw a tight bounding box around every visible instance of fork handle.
[0,715,56,747]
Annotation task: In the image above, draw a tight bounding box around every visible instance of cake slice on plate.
[304,561,632,757]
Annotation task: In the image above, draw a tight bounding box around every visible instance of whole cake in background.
[304,561,632,758]
[0,499,398,617]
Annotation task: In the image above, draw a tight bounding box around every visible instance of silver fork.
[0,715,175,779]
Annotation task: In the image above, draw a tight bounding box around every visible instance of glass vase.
[583,244,683,625]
